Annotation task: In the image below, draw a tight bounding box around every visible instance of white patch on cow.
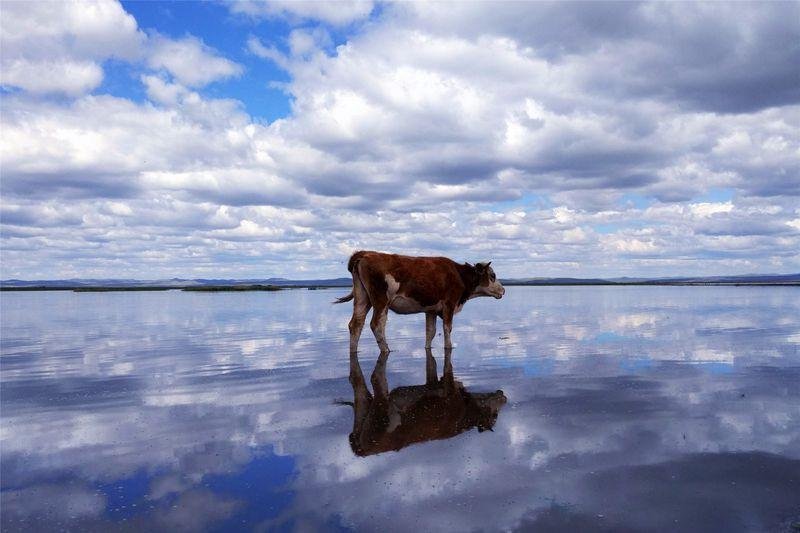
[384,274,400,299]
[387,404,401,433]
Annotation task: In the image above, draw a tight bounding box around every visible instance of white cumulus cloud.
[0,0,143,95]
[146,34,243,88]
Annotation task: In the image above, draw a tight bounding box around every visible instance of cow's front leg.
[425,312,437,348]
[425,347,438,385]
[370,302,390,352]
[442,347,455,392]
[442,306,454,349]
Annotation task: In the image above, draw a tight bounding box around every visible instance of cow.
[343,348,507,456]
[334,250,505,352]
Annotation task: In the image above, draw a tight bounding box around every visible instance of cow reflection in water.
[345,348,507,456]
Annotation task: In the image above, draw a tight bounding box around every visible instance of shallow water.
[1,286,799,532]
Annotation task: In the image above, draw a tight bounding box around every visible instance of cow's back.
[353,251,464,308]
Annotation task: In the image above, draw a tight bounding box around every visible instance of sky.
[1,0,799,280]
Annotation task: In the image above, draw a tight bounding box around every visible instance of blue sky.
[1,1,798,279]
[117,1,293,119]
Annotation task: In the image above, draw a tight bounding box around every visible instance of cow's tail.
[333,292,354,304]
[333,251,368,304]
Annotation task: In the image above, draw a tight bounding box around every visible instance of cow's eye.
[490,273,496,282]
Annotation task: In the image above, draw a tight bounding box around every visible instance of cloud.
[230,0,374,26]
[146,34,243,88]
[0,0,143,95]
[247,35,288,68]
[141,74,192,106]
[140,168,308,207]
[0,1,798,278]
[0,2,243,96]
[1,59,105,97]
[257,15,798,210]
[1,485,105,521]
[2,286,799,530]
[0,92,253,200]
[403,1,800,113]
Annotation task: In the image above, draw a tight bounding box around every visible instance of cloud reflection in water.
[1,287,799,532]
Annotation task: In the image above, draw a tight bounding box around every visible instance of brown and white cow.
[334,250,505,352]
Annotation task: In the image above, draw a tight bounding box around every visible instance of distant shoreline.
[1,282,797,292]
[0,284,293,292]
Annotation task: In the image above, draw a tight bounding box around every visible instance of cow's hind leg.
[370,295,390,353]
[348,276,371,353]
[349,351,372,438]
[425,312,437,349]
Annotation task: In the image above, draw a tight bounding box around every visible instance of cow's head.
[473,390,507,432]
[473,261,505,299]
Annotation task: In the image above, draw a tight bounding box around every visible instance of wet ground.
[1,286,799,532]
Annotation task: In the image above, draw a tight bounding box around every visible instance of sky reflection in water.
[1,287,799,532]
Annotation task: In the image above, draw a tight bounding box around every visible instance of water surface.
[2,286,799,532]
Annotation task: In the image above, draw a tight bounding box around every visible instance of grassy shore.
[182,285,283,292]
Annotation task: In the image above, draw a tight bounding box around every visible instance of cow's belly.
[389,295,439,315]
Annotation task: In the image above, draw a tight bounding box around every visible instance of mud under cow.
[334,251,505,352]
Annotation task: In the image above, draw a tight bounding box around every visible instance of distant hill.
[1,274,798,290]
[502,277,614,285]
[0,277,353,289]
